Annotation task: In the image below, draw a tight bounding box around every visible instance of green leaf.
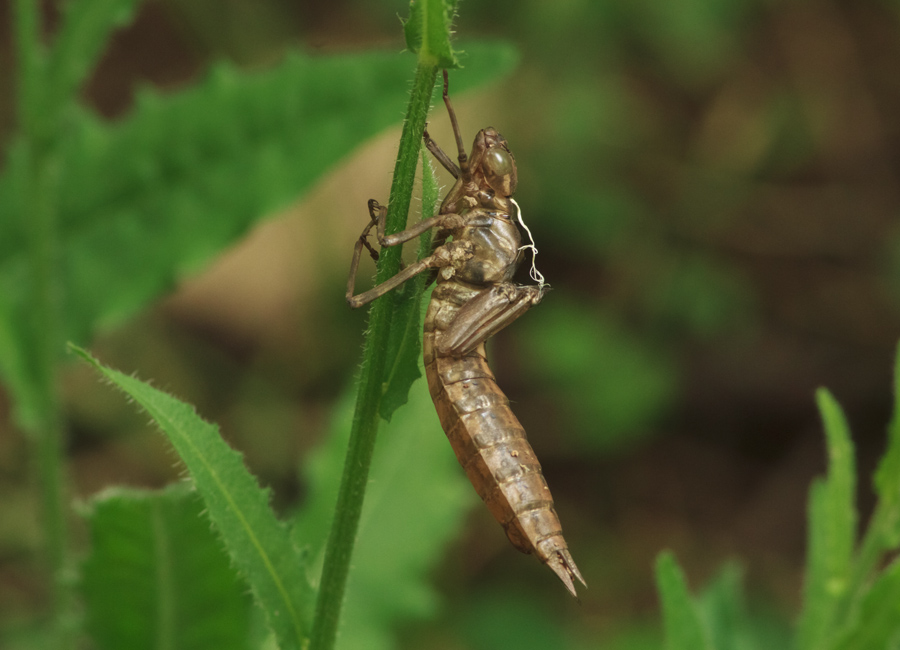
[819,389,858,573]
[377,279,425,421]
[0,41,518,428]
[404,0,459,68]
[378,153,439,421]
[656,551,713,650]
[80,484,251,650]
[44,0,141,119]
[292,361,475,650]
[874,342,900,546]
[72,345,313,650]
[796,389,858,650]
[696,562,754,650]
[832,557,900,650]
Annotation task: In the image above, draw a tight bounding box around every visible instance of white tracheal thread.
[510,198,547,290]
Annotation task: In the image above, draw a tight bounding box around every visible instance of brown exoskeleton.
[346,71,585,596]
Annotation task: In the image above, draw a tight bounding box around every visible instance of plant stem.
[13,0,74,646]
[308,61,438,650]
[26,149,73,646]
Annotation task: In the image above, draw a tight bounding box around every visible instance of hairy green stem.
[308,62,438,650]
[13,0,74,645]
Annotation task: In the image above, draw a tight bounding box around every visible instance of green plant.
[657,345,900,650]
[8,0,900,648]
[2,0,514,648]
[72,344,475,650]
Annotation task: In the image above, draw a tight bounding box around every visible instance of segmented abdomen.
[423,283,583,593]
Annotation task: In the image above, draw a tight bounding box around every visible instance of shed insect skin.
[346,71,586,597]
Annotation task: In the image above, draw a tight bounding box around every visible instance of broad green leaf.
[0,41,519,428]
[73,346,312,650]
[656,551,713,650]
[874,342,900,546]
[378,153,439,421]
[292,360,475,650]
[832,557,900,650]
[80,484,251,650]
[44,0,142,118]
[404,0,459,68]
[797,389,857,650]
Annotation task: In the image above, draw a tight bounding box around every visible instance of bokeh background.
[3,0,900,647]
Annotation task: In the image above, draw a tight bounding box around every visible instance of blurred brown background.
[3,0,900,647]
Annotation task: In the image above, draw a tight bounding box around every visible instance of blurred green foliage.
[659,362,900,650]
[520,299,677,449]
[456,589,574,649]
[0,40,519,428]
[292,370,474,650]
[4,0,900,647]
[76,346,314,649]
[76,348,474,650]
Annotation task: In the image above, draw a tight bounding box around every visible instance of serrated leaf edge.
[70,344,307,647]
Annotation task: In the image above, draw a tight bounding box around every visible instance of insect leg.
[437,283,548,355]
[423,128,460,178]
[377,213,446,248]
[362,199,447,248]
[346,203,385,303]
[347,240,473,309]
[440,70,469,175]
[347,197,465,306]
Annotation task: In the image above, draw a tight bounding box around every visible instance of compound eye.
[484,147,517,196]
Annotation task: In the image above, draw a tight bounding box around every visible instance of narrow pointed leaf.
[819,388,857,578]
[799,480,836,650]
[656,551,714,650]
[73,345,312,650]
[81,484,251,650]
[797,389,857,650]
